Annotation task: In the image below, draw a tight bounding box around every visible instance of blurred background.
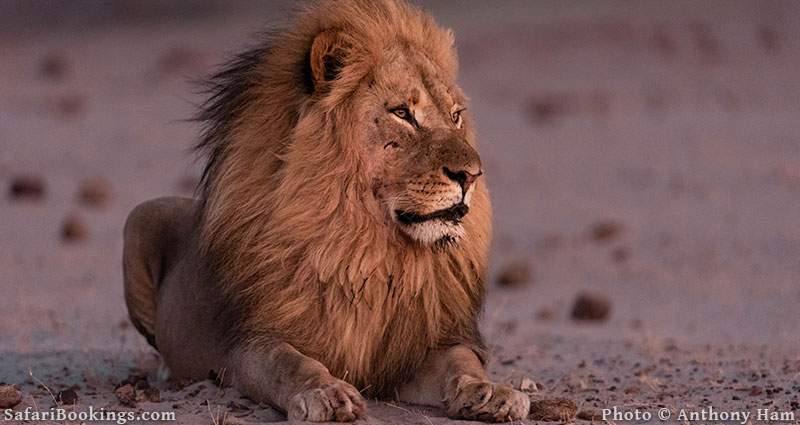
[1,0,799,421]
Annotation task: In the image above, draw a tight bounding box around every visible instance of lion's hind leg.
[122,196,196,349]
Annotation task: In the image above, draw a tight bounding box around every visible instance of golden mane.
[194,0,491,396]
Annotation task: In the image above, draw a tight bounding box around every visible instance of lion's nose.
[443,166,482,192]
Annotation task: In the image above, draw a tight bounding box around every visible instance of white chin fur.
[400,220,465,245]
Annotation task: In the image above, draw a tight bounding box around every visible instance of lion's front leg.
[229,342,366,422]
[397,345,529,423]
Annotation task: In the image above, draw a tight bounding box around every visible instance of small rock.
[528,94,569,124]
[227,400,253,418]
[497,320,518,334]
[78,177,111,207]
[137,387,160,403]
[528,397,577,422]
[0,385,22,408]
[55,93,85,118]
[57,388,78,405]
[571,292,611,322]
[500,357,516,366]
[577,408,603,421]
[40,53,69,81]
[590,220,622,242]
[520,378,538,393]
[61,214,88,242]
[535,308,555,322]
[114,384,137,407]
[9,175,45,200]
[496,261,531,287]
[611,246,630,263]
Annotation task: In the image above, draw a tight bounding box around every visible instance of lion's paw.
[444,375,530,423]
[287,379,366,422]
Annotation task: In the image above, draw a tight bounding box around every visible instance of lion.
[122,0,529,422]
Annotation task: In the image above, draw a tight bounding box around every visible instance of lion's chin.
[398,220,465,246]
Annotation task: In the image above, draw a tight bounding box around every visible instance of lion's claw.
[445,375,530,422]
[287,380,366,422]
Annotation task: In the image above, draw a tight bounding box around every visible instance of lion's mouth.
[395,203,469,225]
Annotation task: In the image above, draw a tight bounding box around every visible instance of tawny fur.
[124,1,529,422]
[195,0,489,396]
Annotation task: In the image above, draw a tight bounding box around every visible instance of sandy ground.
[1,1,799,423]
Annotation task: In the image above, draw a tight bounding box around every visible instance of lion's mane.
[195,0,492,396]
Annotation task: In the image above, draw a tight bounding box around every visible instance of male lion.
[123,0,529,422]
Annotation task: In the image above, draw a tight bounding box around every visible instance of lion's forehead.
[376,47,460,105]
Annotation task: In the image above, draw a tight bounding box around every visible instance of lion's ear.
[309,29,348,92]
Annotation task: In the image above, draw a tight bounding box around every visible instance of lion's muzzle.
[395,202,469,225]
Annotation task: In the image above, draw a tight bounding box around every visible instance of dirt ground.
[1,1,799,424]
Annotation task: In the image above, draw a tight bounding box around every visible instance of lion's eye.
[392,108,410,120]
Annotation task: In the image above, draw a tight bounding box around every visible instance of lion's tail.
[122,196,196,349]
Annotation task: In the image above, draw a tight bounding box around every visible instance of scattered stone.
[56,388,79,405]
[227,400,253,418]
[571,292,611,322]
[577,408,603,421]
[78,177,111,207]
[9,175,45,200]
[500,357,516,366]
[40,53,69,81]
[185,383,206,398]
[528,94,569,124]
[114,373,157,407]
[114,383,137,407]
[61,214,88,242]
[497,320,518,334]
[55,93,85,118]
[535,308,555,322]
[528,397,577,422]
[624,386,641,395]
[519,378,538,393]
[137,387,160,403]
[496,261,531,287]
[590,220,622,242]
[611,246,630,263]
[0,385,22,408]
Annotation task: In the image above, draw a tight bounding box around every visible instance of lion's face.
[352,49,483,245]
